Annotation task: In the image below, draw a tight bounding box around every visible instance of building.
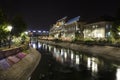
[49,16,114,41]
[49,16,67,39]
[49,16,85,41]
[84,16,113,39]
[62,16,86,41]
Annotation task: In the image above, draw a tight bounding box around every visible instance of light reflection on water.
[116,67,120,80]
[31,42,120,80]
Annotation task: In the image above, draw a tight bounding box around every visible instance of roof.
[66,16,80,25]
[57,16,67,22]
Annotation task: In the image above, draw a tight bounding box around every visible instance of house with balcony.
[49,16,67,39]
[62,16,86,41]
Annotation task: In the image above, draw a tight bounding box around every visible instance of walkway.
[0,47,41,80]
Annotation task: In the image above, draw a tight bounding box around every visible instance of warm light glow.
[87,57,91,69]
[91,57,98,72]
[71,52,74,60]
[54,47,57,53]
[116,67,120,80]
[76,55,79,64]
[61,49,64,56]
[33,43,36,48]
[64,52,67,59]
[87,57,98,73]
[38,43,42,48]
[7,25,13,31]
[25,31,28,35]
[118,32,120,35]
[48,45,52,51]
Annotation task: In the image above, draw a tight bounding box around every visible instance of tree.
[12,15,27,37]
[111,8,120,40]
[0,8,9,47]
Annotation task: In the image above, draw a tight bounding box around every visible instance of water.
[30,42,120,80]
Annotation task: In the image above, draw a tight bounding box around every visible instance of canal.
[30,42,120,80]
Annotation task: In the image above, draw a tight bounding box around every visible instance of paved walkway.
[0,47,41,80]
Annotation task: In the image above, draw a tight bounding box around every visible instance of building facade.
[49,16,85,41]
[84,21,113,39]
[49,17,67,40]
[49,16,113,41]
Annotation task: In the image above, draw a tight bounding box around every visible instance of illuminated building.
[84,20,113,39]
[49,16,67,39]
[49,16,114,41]
[63,16,86,41]
[49,16,86,41]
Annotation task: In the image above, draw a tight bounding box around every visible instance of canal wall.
[0,47,41,80]
[39,40,120,62]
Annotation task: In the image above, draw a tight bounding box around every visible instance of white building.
[84,21,113,39]
[49,16,114,41]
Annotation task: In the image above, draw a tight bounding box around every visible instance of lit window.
[106,24,109,29]
[93,25,95,28]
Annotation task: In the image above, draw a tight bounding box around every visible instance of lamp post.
[7,25,13,48]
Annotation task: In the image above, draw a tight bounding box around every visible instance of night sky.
[0,0,120,30]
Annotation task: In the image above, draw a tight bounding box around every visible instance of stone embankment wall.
[39,40,120,62]
[0,45,28,59]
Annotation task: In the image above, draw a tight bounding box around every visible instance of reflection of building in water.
[60,49,64,56]
[76,55,80,65]
[71,52,74,60]
[48,45,52,51]
[32,43,36,49]
[87,57,91,69]
[92,57,98,73]
[87,57,98,76]
[116,67,120,80]
[38,42,42,48]
[64,51,67,60]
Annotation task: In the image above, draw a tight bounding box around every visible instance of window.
[106,24,109,29]
[93,25,95,28]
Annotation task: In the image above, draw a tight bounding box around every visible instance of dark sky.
[0,0,120,30]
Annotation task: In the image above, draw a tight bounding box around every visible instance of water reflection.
[30,42,120,80]
[87,57,98,73]
[116,67,120,80]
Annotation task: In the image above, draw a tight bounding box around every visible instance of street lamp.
[7,26,13,31]
[25,31,28,35]
[7,25,13,48]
